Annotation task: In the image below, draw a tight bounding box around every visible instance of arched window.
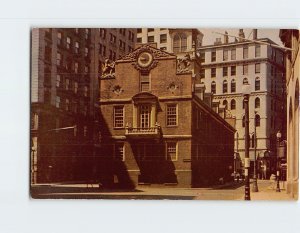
[223,80,228,93]
[255,114,261,127]
[211,81,216,94]
[173,34,180,53]
[223,100,228,109]
[231,79,236,93]
[231,99,236,110]
[255,97,260,108]
[255,77,260,91]
[242,115,245,127]
[243,78,248,85]
[173,33,187,53]
[181,34,187,51]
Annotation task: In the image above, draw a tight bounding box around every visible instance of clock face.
[137,52,153,68]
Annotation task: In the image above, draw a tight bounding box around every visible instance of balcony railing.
[125,123,161,139]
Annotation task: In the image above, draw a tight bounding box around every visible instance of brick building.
[98,44,235,188]
[30,28,136,184]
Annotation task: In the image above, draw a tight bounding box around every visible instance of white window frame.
[114,106,124,128]
[166,104,178,127]
[166,141,178,161]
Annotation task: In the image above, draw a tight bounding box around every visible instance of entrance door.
[139,105,150,128]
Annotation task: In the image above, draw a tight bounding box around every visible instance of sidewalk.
[247,180,295,201]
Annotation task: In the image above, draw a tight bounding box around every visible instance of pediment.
[118,44,176,63]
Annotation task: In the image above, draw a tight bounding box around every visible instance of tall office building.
[198,29,286,176]
[30,28,136,183]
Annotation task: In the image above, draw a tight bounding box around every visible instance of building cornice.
[201,58,285,70]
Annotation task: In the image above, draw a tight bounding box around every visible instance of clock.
[137,52,153,68]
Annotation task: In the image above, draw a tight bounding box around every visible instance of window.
[255,97,260,108]
[55,96,60,108]
[57,32,62,45]
[140,72,150,92]
[100,29,106,39]
[137,37,142,43]
[231,66,236,76]
[85,29,89,39]
[148,36,154,43]
[243,78,248,85]
[65,99,69,111]
[56,52,62,66]
[114,106,124,128]
[139,105,150,128]
[75,41,80,53]
[148,28,154,32]
[181,34,187,51]
[160,34,167,43]
[200,69,205,79]
[211,81,216,94]
[74,62,79,73]
[173,33,187,53]
[255,77,260,91]
[243,46,248,59]
[211,50,216,62]
[223,100,228,109]
[66,37,71,49]
[255,114,261,127]
[211,68,216,78]
[137,28,142,33]
[56,74,61,87]
[84,86,88,97]
[83,126,88,137]
[65,79,69,90]
[167,104,177,126]
[173,34,180,53]
[255,63,260,73]
[166,142,177,161]
[74,28,79,34]
[223,49,228,61]
[231,48,236,60]
[255,45,261,57]
[243,64,248,75]
[231,79,236,93]
[85,47,89,57]
[114,143,125,161]
[223,80,228,93]
[231,99,236,110]
[85,65,89,73]
[223,67,228,77]
[74,82,78,93]
[200,51,205,63]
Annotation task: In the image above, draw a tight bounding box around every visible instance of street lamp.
[252,112,259,192]
[242,81,251,200]
[276,130,282,192]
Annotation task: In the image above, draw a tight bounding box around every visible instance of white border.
[1,0,300,233]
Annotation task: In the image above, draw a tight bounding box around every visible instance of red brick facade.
[98,44,235,188]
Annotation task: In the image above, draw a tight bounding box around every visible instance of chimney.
[253,29,258,40]
[238,29,245,42]
[224,31,229,44]
[194,83,206,100]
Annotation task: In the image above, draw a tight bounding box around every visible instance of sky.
[199,29,283,46]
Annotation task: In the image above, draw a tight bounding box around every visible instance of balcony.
[125,124,161,139]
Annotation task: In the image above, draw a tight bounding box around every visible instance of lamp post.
[252,112,259,192]
[276,131,282,192]
[242,82,251,200]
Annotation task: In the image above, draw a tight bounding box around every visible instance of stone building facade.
[198,30,286,177]
[280,29,299,199]
[98,44,235,188]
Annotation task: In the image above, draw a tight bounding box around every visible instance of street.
[31,179,292,200]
